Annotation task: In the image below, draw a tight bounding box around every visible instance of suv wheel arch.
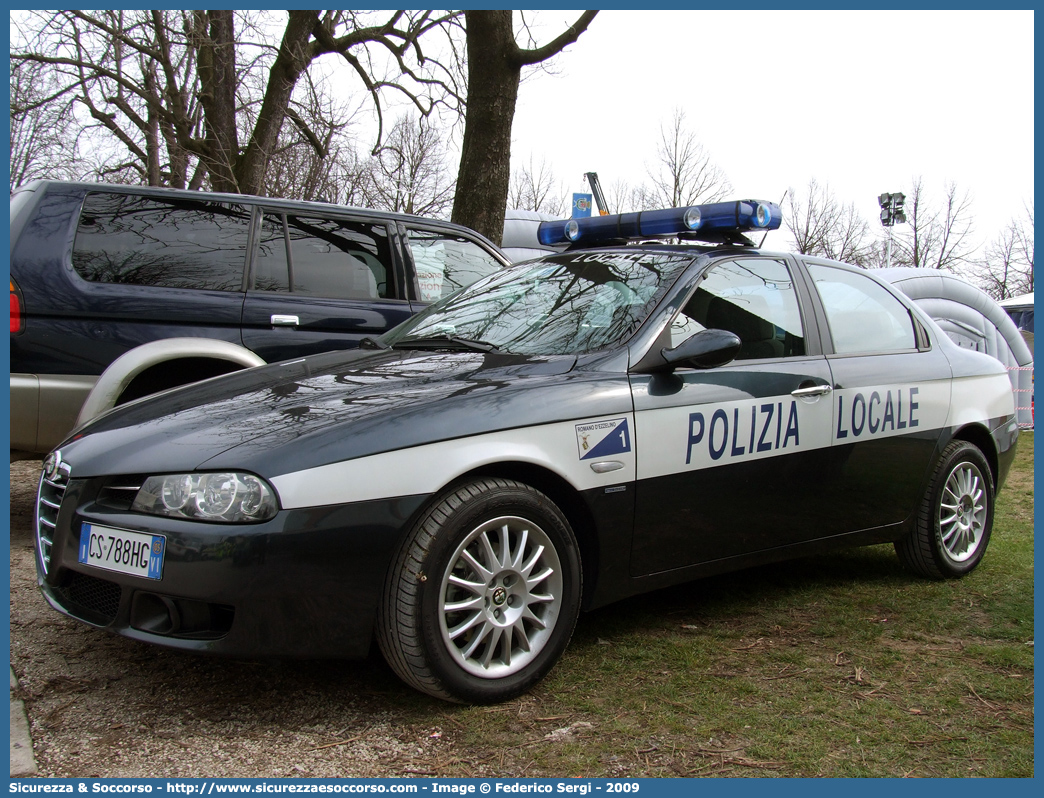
[75,338,265,427]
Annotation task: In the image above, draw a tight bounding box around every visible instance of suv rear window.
[253,213,394,299]
[73,192,251,291]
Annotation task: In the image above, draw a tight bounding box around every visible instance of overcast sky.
[506,9,1034,254]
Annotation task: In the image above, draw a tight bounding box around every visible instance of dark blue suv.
[10,181,510,459]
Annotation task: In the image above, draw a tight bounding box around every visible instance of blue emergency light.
[537,200,782,247]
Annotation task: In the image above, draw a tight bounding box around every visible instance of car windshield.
[386,250,695,355]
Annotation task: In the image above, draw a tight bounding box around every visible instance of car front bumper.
[36,473,429,659]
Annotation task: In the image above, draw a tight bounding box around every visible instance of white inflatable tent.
[500,209,567,262]
[879,268,1033,428]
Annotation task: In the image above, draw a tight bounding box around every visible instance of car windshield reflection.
[387,251,695,355]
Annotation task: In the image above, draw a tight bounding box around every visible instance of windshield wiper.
[391,335,501,353]
[358,336,389,350]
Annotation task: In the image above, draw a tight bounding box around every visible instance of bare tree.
[785,180,832,256]
[364,115,455,217]
[646,108,732,209]
[508,155,565,215]
[784,179,873,266]
[10,59,85,186]
[861,239,891,270]
[599,179,659,214]
[11,10,465,196]
[976,204,1034,300]
[263,91,373,206]
[451,10,598,244]
[892,177,976,271]
[12,11,211,188]
[828,203,875,266]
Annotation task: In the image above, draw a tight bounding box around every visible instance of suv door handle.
[270,314,300,327]
[791,383,833,399]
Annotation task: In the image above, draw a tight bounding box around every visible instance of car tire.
[895,440,995,579]
[377,477,582,703]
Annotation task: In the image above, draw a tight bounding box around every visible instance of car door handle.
[270,314,300,327]
[791,384,833,398]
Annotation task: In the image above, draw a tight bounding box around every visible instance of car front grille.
[36,458,71,576]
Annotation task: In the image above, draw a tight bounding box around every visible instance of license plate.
[78,523,165,580]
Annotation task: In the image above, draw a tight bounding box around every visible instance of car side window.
[253,214,393,300]
[73,192,251,291]
[806,263,917,354]
[406,229,505,302]
[671,258,806,359]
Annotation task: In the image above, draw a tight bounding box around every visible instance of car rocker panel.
[35,198,1019,704]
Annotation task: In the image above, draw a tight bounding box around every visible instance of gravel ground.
[8,460,460,779]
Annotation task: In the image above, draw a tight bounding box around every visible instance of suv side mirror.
[659,328,741,371]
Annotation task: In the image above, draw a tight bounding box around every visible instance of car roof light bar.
[537,200,782,247]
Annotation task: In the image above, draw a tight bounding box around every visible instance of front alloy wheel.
[378,478,581,703]
[439,515,563,679]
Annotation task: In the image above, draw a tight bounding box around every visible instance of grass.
[383,432,1035,778]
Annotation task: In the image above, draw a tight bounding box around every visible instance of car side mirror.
[659,328,741,371]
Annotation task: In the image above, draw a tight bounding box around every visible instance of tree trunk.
[236,10,317,196]
[451,11,520,245]
[452,10,597,244]
[194,10,240,193]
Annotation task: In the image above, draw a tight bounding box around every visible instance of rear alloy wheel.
[895,440,995,579]
[378,478,581,703]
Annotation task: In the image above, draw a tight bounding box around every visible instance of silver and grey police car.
[35,200,1019,703]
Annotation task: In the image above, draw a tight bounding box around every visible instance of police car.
[35,200,1019,704]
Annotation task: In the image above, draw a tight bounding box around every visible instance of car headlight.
[131,472,279,523]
